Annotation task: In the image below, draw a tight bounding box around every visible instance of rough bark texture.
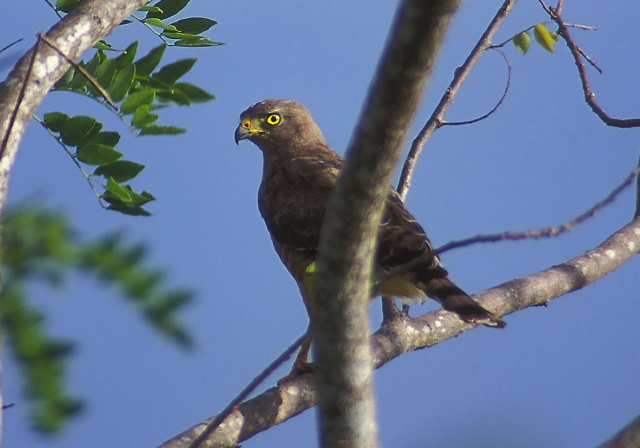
[312,1,464,447]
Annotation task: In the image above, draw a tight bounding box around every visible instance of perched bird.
[235,99,505,370]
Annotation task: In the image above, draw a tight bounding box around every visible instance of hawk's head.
[234,99,326,153]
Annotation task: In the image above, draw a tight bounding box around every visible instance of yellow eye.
[266,114,281,126]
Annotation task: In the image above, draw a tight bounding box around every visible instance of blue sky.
[3,1,639,447]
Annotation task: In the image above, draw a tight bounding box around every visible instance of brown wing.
[377,189,506,327]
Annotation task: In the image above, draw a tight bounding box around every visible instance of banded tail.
[424,277,506,328]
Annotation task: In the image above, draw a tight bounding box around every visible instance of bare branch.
[437,165,640,253]
[0,39,23,55]
[442,48,511,127]
[186,333,308,448]
[596,414,640,448]
[397,0,519,200]
[158,217,640,448]
[542,2,640,127]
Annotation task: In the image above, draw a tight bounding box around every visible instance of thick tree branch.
[312,1,464,447]
[158,216,640,448]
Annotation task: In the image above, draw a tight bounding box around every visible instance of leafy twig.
[32,114,106,207]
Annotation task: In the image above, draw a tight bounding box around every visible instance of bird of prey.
[235,99,505,370]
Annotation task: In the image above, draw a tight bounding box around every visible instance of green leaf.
[43,112,69,132]
[156,88,191,106]
[93,41,115,52]
[169,17,218,35]
[54,68,74,90]
[135,44,167,77]
[56,0,82,13]
[174,38,223,48]
[120,90,156,114]
[153,58,196,84]
[174,82,215,103]
[106,204,152,216]
[139,125,186,135]
[60,116,102,146]
[89,58,117,96]
[108,63,136,103]
[146,0,190,20]
[115,42,138,69]
[104,178,132,202]
[125,189,155,207]
[1,286,82,433]
[513,31,531,55]
[76,144,123,165]
[534,24,555,52]
[131,105,160,128]
[144,18,178,32]
[94,161,145,182]
[84,131,121,147]
[139,5,162,13]
[162,32,203,40]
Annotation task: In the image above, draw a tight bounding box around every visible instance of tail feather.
[425,277,506,328]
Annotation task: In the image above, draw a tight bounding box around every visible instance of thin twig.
[0,39,23,55]
[576,45,602,73]
[38,33,118,110]
[396,0,519,200]
[32,114,106,207]
[187,332,308,448]
[543,2,640,127]
[443,48,511,126]
[0,38,40,161]
[379,165,639,285]
[41,0,64,19]
[564,23,597,31]
[437,165,639,251]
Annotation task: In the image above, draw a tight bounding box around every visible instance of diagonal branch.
[541,1,640,128]
[157,216,640,448]
[313,1,465,446]
[397,0,519,200]
[596,414,640,448]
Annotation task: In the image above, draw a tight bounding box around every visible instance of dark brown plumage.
[235,99,505,365]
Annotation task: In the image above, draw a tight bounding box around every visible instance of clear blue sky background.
[3,1,639,447]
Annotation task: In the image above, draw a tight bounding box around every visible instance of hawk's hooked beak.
[234,118,258,144]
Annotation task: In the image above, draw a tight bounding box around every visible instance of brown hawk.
[235,99,505,368]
